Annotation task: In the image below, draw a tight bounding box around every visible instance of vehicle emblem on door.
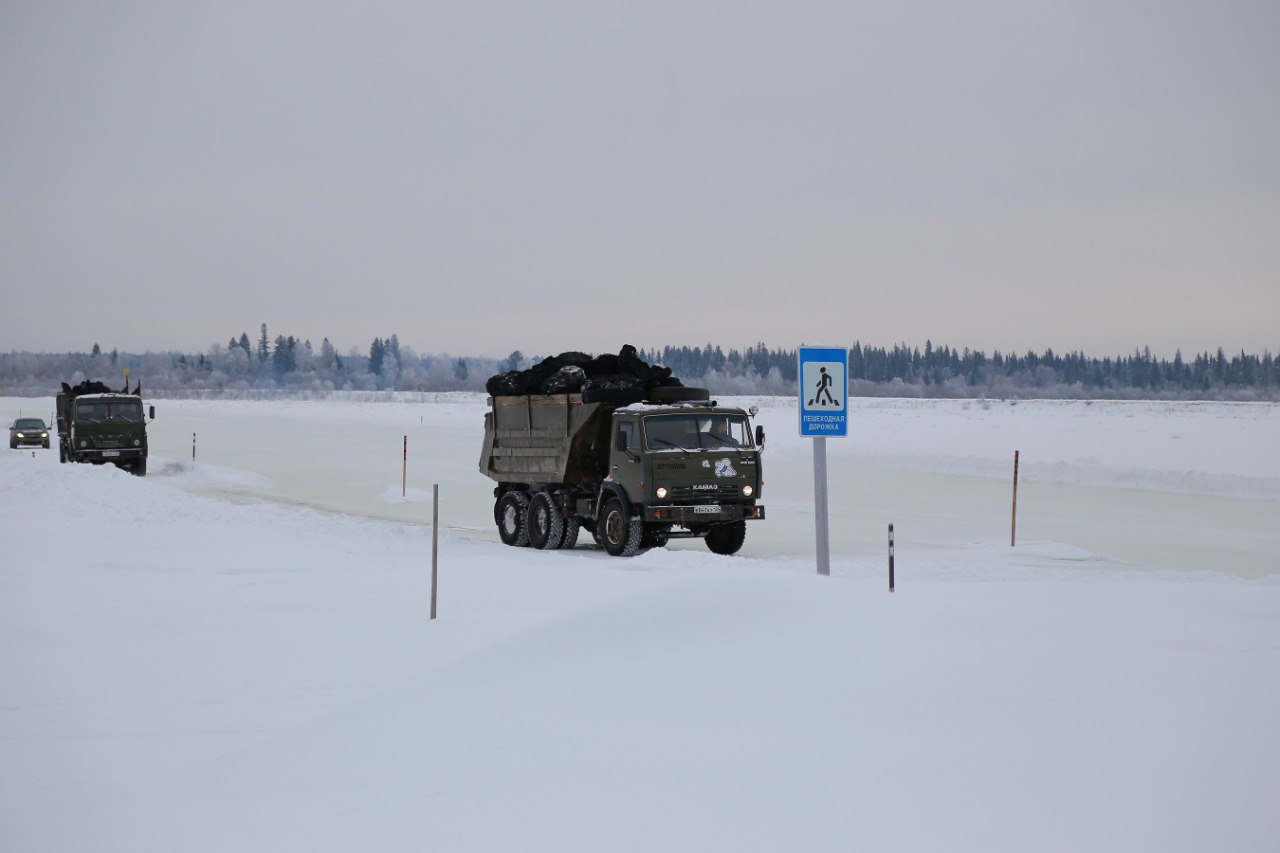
[714,458,737,478]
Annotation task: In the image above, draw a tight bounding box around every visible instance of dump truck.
[56,383,155,476]
[480,387,766,557]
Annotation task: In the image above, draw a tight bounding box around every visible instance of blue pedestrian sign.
[798,345,848,437]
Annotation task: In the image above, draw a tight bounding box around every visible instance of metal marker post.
[1011,450,1020,547]
[192,432,196,461]
[431,483,439,619]
[813,437,830,576]
[402,435,408,498]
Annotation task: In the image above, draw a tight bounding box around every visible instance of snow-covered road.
[2,395,1277,851]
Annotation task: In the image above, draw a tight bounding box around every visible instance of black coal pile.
[486,345,686,403]
[61,379,130,397]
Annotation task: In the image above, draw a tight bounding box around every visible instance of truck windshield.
[644,414,751,451]
[77,400,143,421]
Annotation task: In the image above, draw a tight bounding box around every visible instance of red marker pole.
[402,435,408,498]
[1011,450,1020,547]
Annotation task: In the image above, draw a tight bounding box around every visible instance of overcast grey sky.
[2,1,1277,359]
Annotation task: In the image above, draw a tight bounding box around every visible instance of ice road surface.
[1,395,1277,852]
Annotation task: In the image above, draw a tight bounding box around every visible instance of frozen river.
[13,392,1270,577]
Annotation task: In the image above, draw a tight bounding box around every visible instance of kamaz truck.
[56,382,155,476]
[480,388,766,557]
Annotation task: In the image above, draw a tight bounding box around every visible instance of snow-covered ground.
[2,395,1278,851]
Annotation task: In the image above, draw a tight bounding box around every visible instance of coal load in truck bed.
[61,379,135,396]
[485,344,690,404]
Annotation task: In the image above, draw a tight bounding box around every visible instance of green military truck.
[56,382,155,476]
[480,389,766,557]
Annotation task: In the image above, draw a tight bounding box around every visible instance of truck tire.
[496,491,531,547]
[705,520,747,555]
[559,515,581,550]
[59,443,67,463]
[599,497,643,557]
[132,459,147,477]
[526,492,565,550]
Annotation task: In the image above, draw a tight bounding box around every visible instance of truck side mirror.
[755,425,765,448]
[149,406,156,420]
[615,431,629,451]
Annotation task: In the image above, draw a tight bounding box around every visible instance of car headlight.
[655,487,668,499]
[41,432,48,438]
[15,432,23,438]
[742,485,754,496]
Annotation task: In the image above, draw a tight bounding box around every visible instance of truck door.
[610,418,644,500]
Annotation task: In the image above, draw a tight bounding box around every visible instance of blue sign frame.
[798,345,848,437]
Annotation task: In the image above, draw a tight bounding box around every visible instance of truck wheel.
[59,443,67,463]
[496,492,531,547]
[132,459,147,477]
[526,492,565,550]
[705,520,747,555]
[599,497,643,557]
[558,516,581,550]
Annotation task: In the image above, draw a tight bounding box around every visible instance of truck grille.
[666,484,741,500]
[94,437,126,449]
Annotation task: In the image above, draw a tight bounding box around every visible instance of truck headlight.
[134,439,141,446]
[742,485,754,496]
[80,440,87,448]
[655,487,668,499]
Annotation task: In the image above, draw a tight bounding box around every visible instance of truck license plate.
[693,505,719,514]
[102,450,120,457]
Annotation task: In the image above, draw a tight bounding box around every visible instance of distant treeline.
[643,342,1280,400]
[1,327,1277,401]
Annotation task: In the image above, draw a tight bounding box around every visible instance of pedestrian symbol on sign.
[808,367,840,407]
[802,360,845,413]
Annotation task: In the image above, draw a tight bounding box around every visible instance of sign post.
[798,345,848,576]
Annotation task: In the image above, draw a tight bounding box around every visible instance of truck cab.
[57,391,155,476]
[599,404,765,555]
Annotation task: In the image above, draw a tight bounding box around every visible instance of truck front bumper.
[74,448,147,463]
[645,503,765,525]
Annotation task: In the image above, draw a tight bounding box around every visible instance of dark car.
[9,417,51,449]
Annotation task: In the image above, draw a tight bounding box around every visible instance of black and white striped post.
[192,432,196,461]
[402,435,408,498]
[889,523,895,592]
